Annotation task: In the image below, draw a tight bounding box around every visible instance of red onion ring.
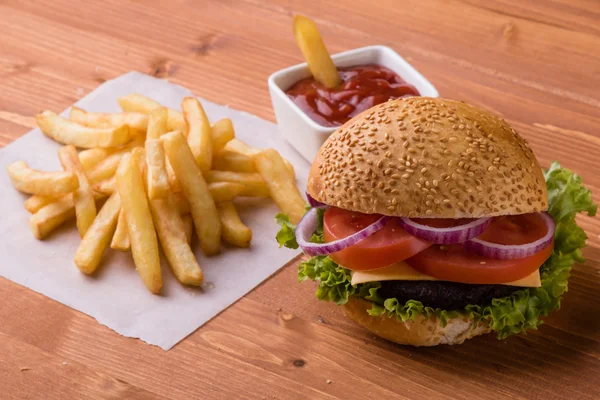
[295,208,391,256]
[306,193,328,209]
[399,217,491,244]
[464,212,556,259]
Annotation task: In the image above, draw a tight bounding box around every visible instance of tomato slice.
[477,213,550,245]
[406,242,553,284]
[323,207,431,271]
[406,213,555,284]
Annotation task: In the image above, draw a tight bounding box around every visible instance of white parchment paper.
[0,72,308,350]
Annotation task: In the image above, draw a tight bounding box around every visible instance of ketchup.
[285,65,420,127]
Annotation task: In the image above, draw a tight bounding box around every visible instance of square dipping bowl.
[268,45,439,162]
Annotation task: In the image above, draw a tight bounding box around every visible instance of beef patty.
[377,280,523,310]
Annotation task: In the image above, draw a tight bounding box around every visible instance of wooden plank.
[0,278,359,400]
[1,0,599,126]
[461,0,600,36]
[0,332,162,400]
[0,0,599,398]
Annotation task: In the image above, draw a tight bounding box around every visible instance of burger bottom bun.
[342,297,491,346]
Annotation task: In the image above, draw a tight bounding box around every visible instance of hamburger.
[276,97,597,346]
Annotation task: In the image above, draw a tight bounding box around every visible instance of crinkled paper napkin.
[0,72,307,350]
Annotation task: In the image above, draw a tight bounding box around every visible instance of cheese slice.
[350,261,541,287]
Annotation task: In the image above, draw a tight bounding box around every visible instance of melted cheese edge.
[350,261,541,287]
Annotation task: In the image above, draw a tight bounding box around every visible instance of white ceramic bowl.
[268,45,439,162]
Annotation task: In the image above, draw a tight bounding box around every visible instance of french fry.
[208,182,245,203]
[74,192,121,274]
[140,145,201,284]
[121,135,146,150]
[172,192,190,215]
[117,93,185,132]
[223,138,259,157]
[78,148,112,171]
[293,15,341,88]
[162,131,221,255]
[131,147,147,173]
[211,118,234,154]
[205,171,270,198]
[111,209,130,251]
[28,191,106,239]
[253,149,305,224]
[217,201,252,248]
[146,107,168,140]
[24,194,62,214]
[59,145,97,237]
[182,98,212,173]
[212,150,256,173]
[31,154,121,212]
[24,148,113,213]
[36,111,131,148]
[7,161,79,196]
[168,181,245,217]
[182,214,193,244]
[116,153,162,294]
[224,138,295,178]
[145,139,169,199]
[283,159,296,181]
[29,195,75,240]
[149,193,203,286]
[69,107,148,132]
[166,158,181,192]
[147,109,178,191]
[86,150,128,184]
[93,176,116,196]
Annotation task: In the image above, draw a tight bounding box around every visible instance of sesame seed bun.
[343,297,491,346]
[307,97,548,218]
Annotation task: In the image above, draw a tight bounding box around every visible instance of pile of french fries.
[7,93,306,294]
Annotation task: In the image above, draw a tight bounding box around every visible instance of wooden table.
[1,1,599,399]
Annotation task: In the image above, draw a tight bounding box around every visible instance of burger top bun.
[307,97,548,218]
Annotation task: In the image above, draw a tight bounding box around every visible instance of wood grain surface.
[1,1,599,399]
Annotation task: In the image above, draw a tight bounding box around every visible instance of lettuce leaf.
[309,208,325,244]
[545,162,597,222]
[275,213,298,249]
[277,162,597,339]
[276,208,325,249]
